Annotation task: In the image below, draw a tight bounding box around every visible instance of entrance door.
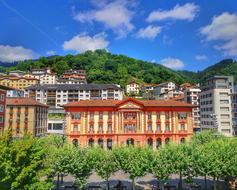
[126,138,134,146]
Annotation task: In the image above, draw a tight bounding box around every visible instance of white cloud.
[74,0,134,38]
[195,55,208,61]
[147,3,199,22]
[63,33,109,53]
[160,57,185,70]
[136,25,162,39]
[200,12,237,56]
[46,50,56,56]
[0,45,38,62]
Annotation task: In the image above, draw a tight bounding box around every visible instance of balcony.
[106,130,113,134]
[164,130,172,134]
[88,130,94,134]
[155,130,162,134]
[145,130,153,134]
[97,130,104,134]
[179,130,188,134]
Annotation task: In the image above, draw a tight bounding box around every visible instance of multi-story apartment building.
[184,86,201,132]
[231,85,237,136]
[141,84,158,99]
[5,97,48,137]
[64,98,194,148]
[8,70,25,77]
[24,67,56,84]
[0,76,39,90]
[0,88,6,136]
[26,84,123,108]
[126,81,140,95]
[153,82,180,100]
[57,69,87,84]
[200,76,234,136]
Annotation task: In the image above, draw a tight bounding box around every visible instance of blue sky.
[0,0,237,71]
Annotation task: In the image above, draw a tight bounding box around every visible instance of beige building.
[5,97,48,137]
[200,76,234,136]
[126,81,140,95]
[0,76,39,90]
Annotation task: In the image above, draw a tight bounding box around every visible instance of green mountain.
[1,50,237,87]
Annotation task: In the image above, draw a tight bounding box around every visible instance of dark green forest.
[0,49,237,87]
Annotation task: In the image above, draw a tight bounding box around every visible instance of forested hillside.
[0,50,187,88]
[0,50,237,87]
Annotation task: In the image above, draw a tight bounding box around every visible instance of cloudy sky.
[0,0,237,71]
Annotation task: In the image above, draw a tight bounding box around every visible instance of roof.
[0,85,21,91]
[0,76,39,81]
[6,97,48,107]
[27,84,122,91]
[64,98,194,108]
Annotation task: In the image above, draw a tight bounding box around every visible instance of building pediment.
[116,98,144,109]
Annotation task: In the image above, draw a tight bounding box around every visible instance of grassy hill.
[1,50,237,87]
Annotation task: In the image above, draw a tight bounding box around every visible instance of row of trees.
[0,131,237,190]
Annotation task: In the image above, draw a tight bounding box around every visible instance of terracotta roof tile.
[64,98,194,108]
[6,98,48,107]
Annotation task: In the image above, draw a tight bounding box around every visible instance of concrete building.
[200,76,234,136]
[57,69,87,84]
[126,81,140,95]
[64,98,194,148]
[153,82,180,100]
[141,84,158,99]
[25,67,56,84]
[184,86,201,132]
[5,97,48,137]
[0,76,39,90]
[0,88,6,135]
[231,85,237,136]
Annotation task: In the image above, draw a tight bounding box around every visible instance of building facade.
[184,87,201,132]
[25,67,56,84]
[25,84,123,109]
[231,85,237,136]
[0,76,39,90]
[0,89,6,136]
[57,69,87,84]
[126,82,140,95]
[64,98,194,148]
[153,82,179,100]
[200,76,234,136]
[5,98,48,137]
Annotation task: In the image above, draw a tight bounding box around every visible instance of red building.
[64,98,194,149]
[0,88,6,135]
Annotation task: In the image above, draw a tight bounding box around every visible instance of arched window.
[88,138,94,147]
[107,139,113,150]
[165,137,170,145]
[147,137,153,147]
[72,139,78,147]
[126,138,134,146]
[180,138,186,143]
[98,138,104,148]
[156,138,162,148]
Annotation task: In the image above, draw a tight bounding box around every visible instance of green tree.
[52,60,70,75]
[113,146,151,190]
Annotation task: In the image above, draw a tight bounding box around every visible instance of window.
[73,125,78,132]
[178,112,187,120]
[90,112,94,120]
[0,116,3,123]
[72,112,81,120]
[220,100,229,104]
[0,94,4,101]
[108,112,112,120]
[99,125,103,132]
[221,122,230,126]
[220,107,229,111]
[157,113,160,120]
[89,125,94,131]
[99,112,103,120]
[48,123,52,130]
[148,125,152,131]
[220,114,230,119]
[165,112,169,120]
[156,124,161,131]
[180,124,185,131]
[0,105,4,112]
[165,125,170,132]
[108,125,112,133]
[148,113,152,120]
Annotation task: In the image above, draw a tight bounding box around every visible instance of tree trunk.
[213,177,217,190]
[57,174,60,190]
[132,178,135,190]
[204,174,207,190]
[178,171,182,190]
[61,173,64,184]
[106,178,110,190]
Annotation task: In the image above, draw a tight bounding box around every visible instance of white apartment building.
[231,85,237,136]
[153,82,179,100]
[25,67,56,84]
[25,84,123,109]
[184,87,201,132]
[126,81,140,95]
[200,76,234,136]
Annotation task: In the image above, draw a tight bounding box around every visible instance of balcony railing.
[71,131,80,135]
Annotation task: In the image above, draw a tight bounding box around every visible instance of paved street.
[55,170,225,190]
